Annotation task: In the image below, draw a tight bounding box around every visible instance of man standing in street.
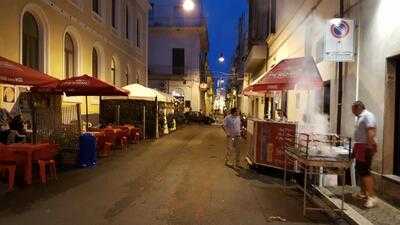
[351,101,378,208]
[222,107,241,168]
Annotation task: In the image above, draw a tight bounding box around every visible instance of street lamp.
[183,0,195,12]
[218,53,225,63]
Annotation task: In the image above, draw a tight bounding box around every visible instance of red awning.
[31,74,128,96]
[245,57,323,95]
[0,56,58,86]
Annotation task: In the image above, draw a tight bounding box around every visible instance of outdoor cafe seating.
[0,142,58,191]
[85,124,142,158]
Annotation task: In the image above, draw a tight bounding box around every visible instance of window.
[22,12,40,70]
[172,48,185,75]
[269,0,276,34]
[136,71,140,83]
[65,33,75,78]
[185,100,191,108]
[323,81,331,115]
[111,0,117,28]
[92,48,98,78]
[111,59,116,85]
[174,5,184,17]
[149,3,154,19]
[125,5,130,39]
[281,91,288,116]
[136,18,141,47]
[92,0,100,15]
[125,70,129,85]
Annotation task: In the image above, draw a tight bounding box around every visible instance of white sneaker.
[364,197,377,208]
[352,192,367,199]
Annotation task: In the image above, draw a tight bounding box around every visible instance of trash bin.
[79,133,97,167]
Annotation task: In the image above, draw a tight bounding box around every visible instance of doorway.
[394,59,400,175]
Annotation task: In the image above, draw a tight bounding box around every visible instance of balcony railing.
[148,65,200,77]
[149,16,206,28]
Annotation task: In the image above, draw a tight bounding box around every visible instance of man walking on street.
[223,108,241,168]
[351,101,378,208]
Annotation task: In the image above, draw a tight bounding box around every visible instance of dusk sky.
[203,0,248,77]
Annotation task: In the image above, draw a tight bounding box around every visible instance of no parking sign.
[324,18,355,62]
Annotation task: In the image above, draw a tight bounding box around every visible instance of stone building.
[148,0,209,112]
[0,0,150,121]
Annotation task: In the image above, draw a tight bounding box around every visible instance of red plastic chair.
[96,133,111,157]
[103,129,116,145]
[131,128,141,144]
[32,144,58,184]
[115,130,128,152]
[0,145,17,191]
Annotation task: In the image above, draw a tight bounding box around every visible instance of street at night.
[0,125,334,225]
[1,0,400,224]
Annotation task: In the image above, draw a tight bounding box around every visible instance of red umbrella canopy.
[32,74,128,96]
[0,56,58,86]
[250,57,323,93]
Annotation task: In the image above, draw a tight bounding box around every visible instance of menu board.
[254,121,296,169]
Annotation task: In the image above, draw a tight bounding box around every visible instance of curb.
[315,187,373,225]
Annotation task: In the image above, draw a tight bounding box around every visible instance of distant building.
[148,0,209,112]
[0,0,150,122]
[230,12,248,112]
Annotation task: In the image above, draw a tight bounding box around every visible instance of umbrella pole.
[155,97,159,139]
[85,96,89,131]
[143,105,146,140]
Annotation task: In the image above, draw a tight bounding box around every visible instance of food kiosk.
[246,119,297,170]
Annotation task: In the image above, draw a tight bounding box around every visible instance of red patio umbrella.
[0,56,58,86]
[32,75,128,129]
[244,57,323,95]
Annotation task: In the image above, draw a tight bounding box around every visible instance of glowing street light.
[183,0,195,12]
[218,53,225,63]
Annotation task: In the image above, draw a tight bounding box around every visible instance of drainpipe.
[336,0,344,136]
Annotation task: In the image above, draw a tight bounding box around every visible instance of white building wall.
[149,29,202,111]
[267,0,400,176]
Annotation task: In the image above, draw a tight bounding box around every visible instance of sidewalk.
[318,186,400,225]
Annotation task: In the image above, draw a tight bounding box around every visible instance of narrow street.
[0,125,334,225]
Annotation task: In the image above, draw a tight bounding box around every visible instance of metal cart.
[282,130,352,216]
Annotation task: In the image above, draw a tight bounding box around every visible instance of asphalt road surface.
[0,125,336,225]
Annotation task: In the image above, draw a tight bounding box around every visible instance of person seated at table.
[9,114,27,143]
[0,108,11,144]
[276,109,288,122]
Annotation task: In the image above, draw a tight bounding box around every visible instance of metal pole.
[116,105,120,125]
[155,96,159,139]
[85,96,89,131]
[143,105,146,140]
[76,103,81,132]
[336,0,344,136]
[303,166,308,216]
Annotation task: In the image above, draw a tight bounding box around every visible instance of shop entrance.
[394,58,400,175]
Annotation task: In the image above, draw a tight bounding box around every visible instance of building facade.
[241,0,272,119]
[0,0,150,121]
[148,0,209,112]
[257,0,400,204]
[229,13,248,113]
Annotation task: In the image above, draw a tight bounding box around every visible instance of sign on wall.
[3,86,15,103]
[324,18,355,62]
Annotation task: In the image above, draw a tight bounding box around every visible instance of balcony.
[148,65,200,79]
[149,16,206,28]
[245,44,267,73]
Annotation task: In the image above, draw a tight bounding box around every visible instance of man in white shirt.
[223,108,241,168]
[351,101,377,208]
